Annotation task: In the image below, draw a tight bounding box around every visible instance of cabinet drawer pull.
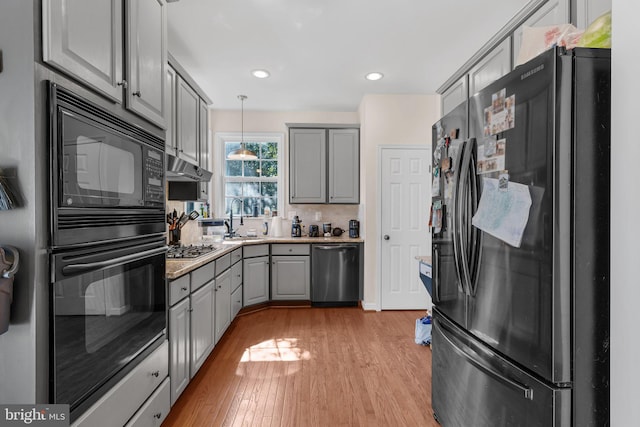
[153,412,162,419]
[150,370,160,377]
[132,90,142,97]
[181,286,188,291]
[117,80,128,88]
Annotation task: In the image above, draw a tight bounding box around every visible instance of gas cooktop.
[166,244,221,259]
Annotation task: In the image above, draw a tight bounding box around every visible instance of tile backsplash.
[167,200,361,244]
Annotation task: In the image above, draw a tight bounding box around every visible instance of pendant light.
[227,95,258,160]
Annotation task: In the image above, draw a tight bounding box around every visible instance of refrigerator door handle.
[438,322,534,401]
[451,141,467,295]
[433,245,440,303]
[456,140,473,295]
[467,139,482,296]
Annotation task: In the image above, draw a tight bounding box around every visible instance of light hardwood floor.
[163,307,438,427]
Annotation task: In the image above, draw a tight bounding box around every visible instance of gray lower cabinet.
[124,377,170,427]
[168,298,190,405]
[214,269,232,344]
[73,341,168,427]
[231,285,243,318]
[271,244,310,300]
[243,255,270,306]
[189,279,215,378]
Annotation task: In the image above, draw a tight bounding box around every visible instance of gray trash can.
[0,246,19,335]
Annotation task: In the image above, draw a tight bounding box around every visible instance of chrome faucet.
[226,198,244,238]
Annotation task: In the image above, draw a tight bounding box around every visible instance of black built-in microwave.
[48,82,166,247]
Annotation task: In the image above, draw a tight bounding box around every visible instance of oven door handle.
[62,246,168,275]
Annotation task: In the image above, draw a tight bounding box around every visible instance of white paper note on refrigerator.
[472,178,532,248]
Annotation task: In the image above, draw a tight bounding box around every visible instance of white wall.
[610,1,638,424]
[358,94,440,308]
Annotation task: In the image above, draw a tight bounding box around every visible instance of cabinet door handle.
[181,286,187,291]
[132,90,141,97]
[150,370,160,377]
[153,412,162,419]
[117,80,128,88]
[383,235,390,240]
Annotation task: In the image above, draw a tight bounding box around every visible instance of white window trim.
[214,132,284,218]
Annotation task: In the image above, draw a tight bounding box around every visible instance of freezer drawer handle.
[438,322,534,401]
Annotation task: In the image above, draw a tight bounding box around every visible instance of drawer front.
[191,261,215,292]
[231,284,243,318]
[73,340,169,427]
[271,244,310,256]
[125,378,170,427]
[230,248,243,265]
[168,275,190,306]
[231,261,243,290]
[215,253,231,276]
[243,244,269,258]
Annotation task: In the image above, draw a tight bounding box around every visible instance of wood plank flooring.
[162,307,438,427]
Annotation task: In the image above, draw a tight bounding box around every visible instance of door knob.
[383,235,390,240]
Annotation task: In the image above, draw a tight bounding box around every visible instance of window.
[215,133,284,217]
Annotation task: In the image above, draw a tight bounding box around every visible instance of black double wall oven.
[48,82,167,419]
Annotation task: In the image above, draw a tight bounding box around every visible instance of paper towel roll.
[270,216,283,237]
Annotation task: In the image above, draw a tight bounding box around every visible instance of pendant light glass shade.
[228,95,258,160]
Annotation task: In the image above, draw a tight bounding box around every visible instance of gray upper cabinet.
[289,128,327,203]
[165,66,178,155]
[328,129,359,204]
[43,0,167,128]
[441,76,468,117]
[198,100,210,199]
[126,0,167,128]
[512,0,569,66]
[42,0,124,102]
[469,38,511,96]
[576,0,611,29]
[176,78,200,165]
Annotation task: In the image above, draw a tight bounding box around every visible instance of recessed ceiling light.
[365,72,384,81]
[252,69,270,79]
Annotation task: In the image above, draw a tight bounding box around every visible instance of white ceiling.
[167,0,530,111]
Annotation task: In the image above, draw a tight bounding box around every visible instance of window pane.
[226,160,242,176]
[261,142,278,160]
[261,160,277,177]
[243,198,259,216]
[261,182,277,197]
[244,142,260,157]
[226,198,243,215]
[263,197,277,212]
[225,142,241,156]
[243,182,260,197]
[243,160,260,177]
[226,182,242,197]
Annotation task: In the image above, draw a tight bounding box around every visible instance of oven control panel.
[144,148,164,206]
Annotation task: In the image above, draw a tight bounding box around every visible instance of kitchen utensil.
[291,216,302,237]
[177,212,187,228]
[308,224,319,237]
[349,220,360,238]
[271,216,283,237]
[332,227,345,236]
[188,210,200,221]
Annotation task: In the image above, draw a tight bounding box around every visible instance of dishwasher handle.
[314,245,359,251]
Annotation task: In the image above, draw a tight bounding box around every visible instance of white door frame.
[377,145,431,311]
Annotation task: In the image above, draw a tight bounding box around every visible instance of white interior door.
[380,147,431,310]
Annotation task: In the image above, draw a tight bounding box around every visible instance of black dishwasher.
[311,244,362,306]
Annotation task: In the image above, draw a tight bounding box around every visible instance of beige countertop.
[166,235,364,280]
[415,256,432,265]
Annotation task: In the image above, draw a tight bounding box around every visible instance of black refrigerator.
[430,47,610,426]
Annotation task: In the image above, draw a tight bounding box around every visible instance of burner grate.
[166,244,221,259]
